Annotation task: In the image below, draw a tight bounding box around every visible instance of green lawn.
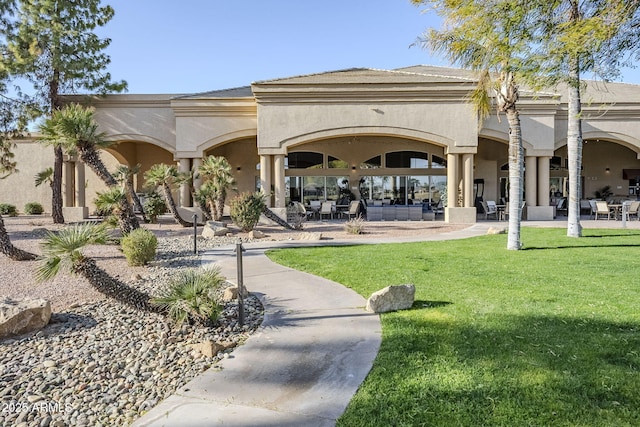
[267,228,640,427]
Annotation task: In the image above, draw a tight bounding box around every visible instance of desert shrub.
[344,216,366,234]
[152,268,225,326]
[230,191,266,232]
[144,190,167,223]
[24,202,44,215]
[0,203,18,217]
[120,227,157,266]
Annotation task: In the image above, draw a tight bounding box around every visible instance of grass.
[266,227,640,426]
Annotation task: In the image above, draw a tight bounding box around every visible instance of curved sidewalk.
[132,224,490,427]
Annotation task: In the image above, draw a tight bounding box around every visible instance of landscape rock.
[222,286,250,302]
[202,221,230,238]
[0,297,52,338]
[248,230,265,239]
[297,232,322,241]
[188,341,225,358]
[365,284,415,313]
[487,227,507,235]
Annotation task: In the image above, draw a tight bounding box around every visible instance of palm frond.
[34,167,54,187]
[37,223,110,281]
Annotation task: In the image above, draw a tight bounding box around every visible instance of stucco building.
[4,65,640,223]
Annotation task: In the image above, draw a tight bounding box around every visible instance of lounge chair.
[320,201,333,220]
[594,200,612,220]
[481,200,498,220]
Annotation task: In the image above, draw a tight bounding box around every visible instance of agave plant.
[152,268,225,326]
[36,223,161,313]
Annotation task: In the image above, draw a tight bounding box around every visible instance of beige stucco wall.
[2,140,119,214]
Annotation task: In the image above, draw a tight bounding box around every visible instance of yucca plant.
[152,268,225,326]
[36,223,162,313]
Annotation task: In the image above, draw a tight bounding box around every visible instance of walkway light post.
[235,239,245,327]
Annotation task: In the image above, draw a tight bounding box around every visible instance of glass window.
[408,176,430,202]
[386,151,428,168]
[360,156,381,169]
[328,156,349,169]
[287,152,323,169]
[432,155,447,169]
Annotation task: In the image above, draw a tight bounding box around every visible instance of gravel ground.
[0,214,465,427]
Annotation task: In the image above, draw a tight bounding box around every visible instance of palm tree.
[414,0,544,250]
[36,222,162,313]
[198,155,235,221]
[144,163,193,227]
[39,104,140,234]
[94,187,127,228]
[114,163,148,223]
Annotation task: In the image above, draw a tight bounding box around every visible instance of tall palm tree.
[414,0,544,250]
[198,155,235,221]
[39,104,140,234]
[114,163,148,223]
[144,163,193,227]
[36,222,162,313]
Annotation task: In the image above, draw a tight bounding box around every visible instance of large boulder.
[0,297,52,338]
[202,221,229,238]
[365,284,415,313]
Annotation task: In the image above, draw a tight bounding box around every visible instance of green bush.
[120,228,158,266]
[24,202,44,215]
[144,191,167,223]
[152,268,225,326]
[0,204,18,217]
[230,191,266,232]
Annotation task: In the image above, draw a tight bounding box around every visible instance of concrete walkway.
[132,223,492,426]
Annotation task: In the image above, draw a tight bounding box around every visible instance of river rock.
[0,297,52,338]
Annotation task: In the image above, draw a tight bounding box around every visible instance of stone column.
[192,157,202,191]
[537,157,550,206]
[177,158,191,207]
[75,161,86,208]
[525,156,537,207]
[260,155,272,207]
[447,153,458,207]
[273,154,286,208]
[462,153,474,208]
[63,160,74,207]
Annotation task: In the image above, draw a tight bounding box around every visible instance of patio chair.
[556,198,567,216]
[346,200,361,219]
[588,200,597,219]
[625,201,640,221]
[594,200,612,220]
[320,201,333,220]
[482,200,498,220]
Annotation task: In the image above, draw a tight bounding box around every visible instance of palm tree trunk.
[162,183,193,227]
[73,257,165,314]
[126,179,148,223]
[0,214,37,261]
[566,54,583,238]
[51,146,64,224]
[77,146,140,232]
[506,106,524,250]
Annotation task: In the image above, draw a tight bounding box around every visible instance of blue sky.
[100,0,640,94]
